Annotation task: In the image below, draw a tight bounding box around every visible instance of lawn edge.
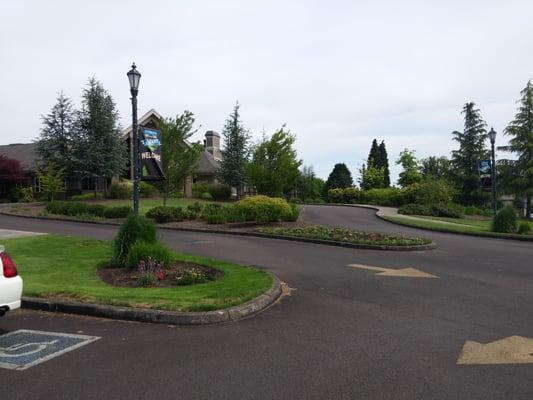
[0,207,436,251]
[21,272,282,325]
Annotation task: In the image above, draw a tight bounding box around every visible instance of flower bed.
[257,225,431,246]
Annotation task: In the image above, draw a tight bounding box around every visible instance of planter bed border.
[21,272,282,326]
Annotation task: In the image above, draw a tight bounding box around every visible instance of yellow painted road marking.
[457,336,533,365]
[347,264,439,278]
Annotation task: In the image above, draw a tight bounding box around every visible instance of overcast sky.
[1,1,532,182]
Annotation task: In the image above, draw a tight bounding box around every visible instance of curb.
[21,273,282,325]
[0,208,435,252]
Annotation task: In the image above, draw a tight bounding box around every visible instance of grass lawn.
[384,215,533,239]
[3,234,272,312]
[91,198,222,216]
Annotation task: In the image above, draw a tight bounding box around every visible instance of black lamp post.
[127,63,141,215]
[488,127,497,216]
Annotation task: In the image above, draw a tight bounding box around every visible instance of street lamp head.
[488,127,497,144]
[127,63,141,94]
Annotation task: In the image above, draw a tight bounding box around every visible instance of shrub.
[430,203,464,218]
[146,206,176,223]
[492,205,518,233]
[518,221,532,235]
[126,241,173,269]
[113,215,157,264]
[206,213,227,224]
[327,188,344,203]
[343,187,360,204]
[139,181,157,198]
[207,184,232,201]
[398,203,432,216]
[202,203,223,217]
[19,187,34,202]
[108,181,133,199]
[200,192,213,200]
[186,202,203,220]
[361,188,405,206]
[192,182,210,198]
[403,180,454,205]
[284,203,300,222]
[103,206,131,218]
[6,187,21,202]
[84,204,106,217]
[234,195,293,223]
[46,201,68,215]
[71,192,103,201]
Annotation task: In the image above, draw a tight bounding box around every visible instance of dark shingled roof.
[0,143,37,172]
[197,151,220,175]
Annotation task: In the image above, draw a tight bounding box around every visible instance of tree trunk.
[94,178,98,199]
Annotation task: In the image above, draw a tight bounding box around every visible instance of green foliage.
[327,188,345,203]
[139,181,157,198]
[451,102,489,205]
[325,163,353,193]
[207,184,232,201]
[359,164,385,190]
[234,195,293,223]
[200,192,213,200]
[113,214,157,265]
[71,192,104,201]
[378,141,391,187]
[398,203,432,216]
[361,188,405,206]
[396,149,422,188]
[420,156,452,180]
[19,187,34,202]
[187,201,204,219]
[501,80,533,217]
[295,165,324,201]
[518,221,532,235]
[76,78,127,186]
[192,182,210,198]
[154,111,202,205]
[492,205,518,233]
[217,103,250,198]
[403,180,454,205]
[464,206,492,217]
[103,206,131,218]
[35,92,77,179]
[45,201,107,217]
[146,206,184,223]
[37,164,65,201]
[246,126,302,197]
[108,181,133,199]
[126,241,173,269]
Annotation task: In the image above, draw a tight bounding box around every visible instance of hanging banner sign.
[478,159,492,189]
[140,127,165,181]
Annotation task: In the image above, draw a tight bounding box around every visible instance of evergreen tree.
[451,102,489,205]
[76,78,127,195]
[396,149,422,187]
[367,139,380,167]
[217,103,250,198]
[420,156,452,180]
[358,163,385,190]
[36,92,77,178]
[500,80,533,217]
[155,111,203,205]
[295,165,324,201]
[246,126,302,197]
[378,140,390,187]
[324,163,353,193]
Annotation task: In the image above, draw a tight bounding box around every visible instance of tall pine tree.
[76,78,127,195]
[324,163,353,193]
[36,92,77,178]
[500,80,533,217]
[362,139,385,189]
[217,103,250,199]
[451,102,488,205]
[378,140,390,187]
[367,139,380,167]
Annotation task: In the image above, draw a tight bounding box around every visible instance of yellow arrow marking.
[457,336,533,365]
[347,264,439,278]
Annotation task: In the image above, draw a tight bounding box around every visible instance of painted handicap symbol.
[0,329,100,370]
[0,340,59,357]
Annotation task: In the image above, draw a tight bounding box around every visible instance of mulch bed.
[98,262,224,288]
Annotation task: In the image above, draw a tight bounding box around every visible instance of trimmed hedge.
[234,195,293,223]
[46,201,131,219]
[361,188,405,207]
[146,206,184,223]
[399,202,464,218]
[492,205,518,233]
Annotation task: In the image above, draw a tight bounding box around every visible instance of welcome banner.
[139,127,165,181]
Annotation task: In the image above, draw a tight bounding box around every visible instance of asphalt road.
[1,205,533,399]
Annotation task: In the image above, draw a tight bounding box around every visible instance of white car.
[0,245,23,317]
